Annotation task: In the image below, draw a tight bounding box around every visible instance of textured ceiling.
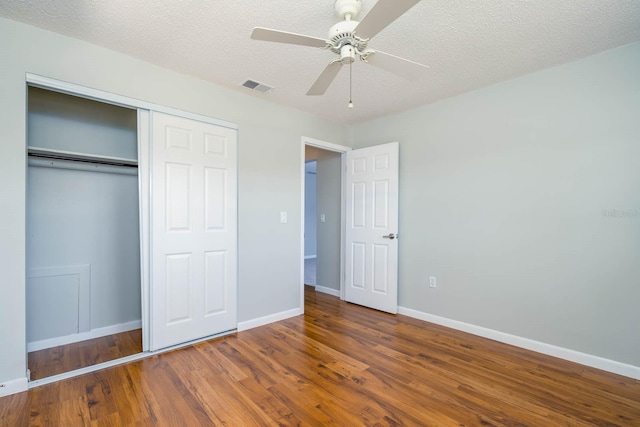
[1,0,640,124]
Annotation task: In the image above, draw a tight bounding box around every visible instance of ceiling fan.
[250,0,428,100]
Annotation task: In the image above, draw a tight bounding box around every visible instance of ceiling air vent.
[241,79,274,94]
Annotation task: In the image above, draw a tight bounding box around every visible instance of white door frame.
[300,136,351,309]
[24,73,237,362]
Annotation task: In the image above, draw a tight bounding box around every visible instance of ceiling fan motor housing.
[328,19,368,57]
[328,19,358,42]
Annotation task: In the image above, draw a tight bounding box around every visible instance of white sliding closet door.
[151,112,237,350]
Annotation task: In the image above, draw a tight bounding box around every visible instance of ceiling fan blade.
[251,27,328,48]
[354,0,421,40]
[306,60,343,96]
[364,50,429,80]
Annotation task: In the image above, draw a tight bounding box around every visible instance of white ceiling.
[2,1,640,125]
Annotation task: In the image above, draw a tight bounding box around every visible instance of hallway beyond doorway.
[304,257,316,286]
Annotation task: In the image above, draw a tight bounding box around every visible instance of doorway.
[26,87,143,380]
[301,137,400,314]
[301,137,351,309]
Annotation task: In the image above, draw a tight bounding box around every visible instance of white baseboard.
[0,377,28,398]
[398,307,640,380]
[304,255,317,259]
[315,285,340,297]
[28,320,142,352]
[237,308,303,332]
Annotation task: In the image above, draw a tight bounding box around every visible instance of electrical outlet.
[280,211,288,223]
[429,276,437,288]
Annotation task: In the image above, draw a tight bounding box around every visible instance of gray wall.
[304,162,317,258]
[350,42,640,367]
[312,149,342,291]
[0,17,348,386]
[27,166,141,337]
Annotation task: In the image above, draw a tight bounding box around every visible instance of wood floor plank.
[0,392,29,426]
[267,381,339,426]
[137,358,212,426]
[184,368,277,426]
[28,329,143,381]
[2,287,639,426]
[235,376,303,425]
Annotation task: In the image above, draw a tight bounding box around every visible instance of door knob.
[382,233,396,240]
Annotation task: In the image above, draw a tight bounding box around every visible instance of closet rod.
[28,157,138,177]
[28,152,138,168]
[27,146,138,167]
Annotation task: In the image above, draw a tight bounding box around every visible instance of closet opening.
[26,87,143,381]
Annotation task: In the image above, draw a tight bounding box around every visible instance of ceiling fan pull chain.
[348,48,354,109]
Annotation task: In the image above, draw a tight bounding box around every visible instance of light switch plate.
[320,213,326,223]
[429,276,437,288]
[280,211,287,223]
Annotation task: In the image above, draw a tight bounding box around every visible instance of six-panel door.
[345,142,399,314]
[151,112,237,350]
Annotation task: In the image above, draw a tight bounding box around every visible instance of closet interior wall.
[26,87,141,353]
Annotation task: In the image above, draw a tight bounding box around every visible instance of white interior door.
[151,112,237,350]
[345,142,399,313]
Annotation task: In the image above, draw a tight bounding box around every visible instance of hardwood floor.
[28,329,143,380]
[2,286,639,426]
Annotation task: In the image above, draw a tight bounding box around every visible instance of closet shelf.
[27,146,138,166]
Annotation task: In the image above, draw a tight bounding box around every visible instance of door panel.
[166,253,192,324]
[204,250,227,315]
[352,242,366,289]
[204,167,226,230]
[151,112,237,350]
[372,244,389,293]
[345,142,398,314]
[166,163,191,231]
[373,180,389,228]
